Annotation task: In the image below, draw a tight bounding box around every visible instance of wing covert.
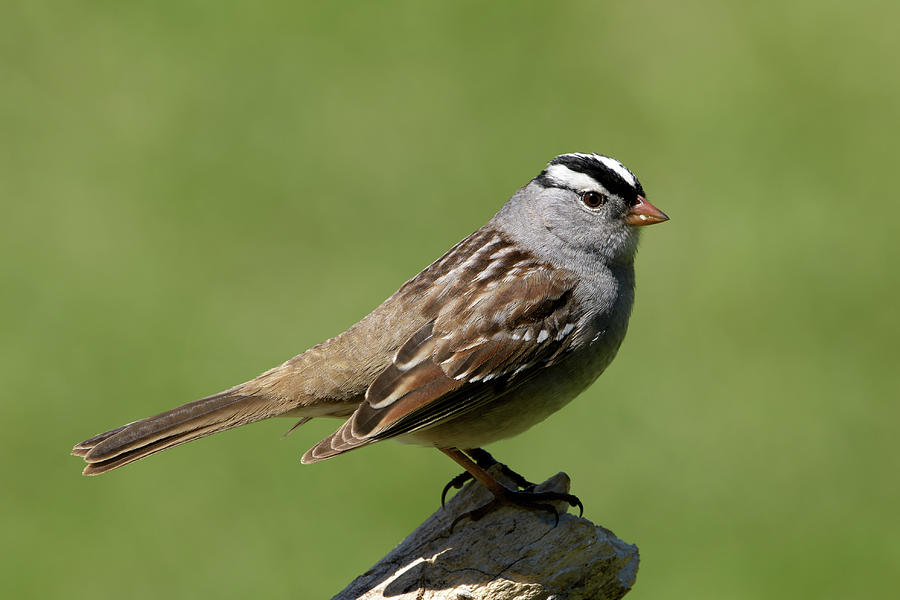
[301,238,582,463]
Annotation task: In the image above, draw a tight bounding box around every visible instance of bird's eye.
[580,191,606,209]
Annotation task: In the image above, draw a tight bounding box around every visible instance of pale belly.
[397,339,619,450]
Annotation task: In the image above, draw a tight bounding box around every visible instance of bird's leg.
[439,447,583,531]
[466,448,536,489]
[440,447,535,507]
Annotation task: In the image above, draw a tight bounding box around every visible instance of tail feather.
[82,422,226,475]
[72,423,133,457]
[73,390,276,476]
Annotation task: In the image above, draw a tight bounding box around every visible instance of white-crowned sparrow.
[73,153,667,520]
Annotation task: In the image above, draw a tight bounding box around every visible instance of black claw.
[448,512,467,534]
[545,491,583,517]
[570,495,584,517]
[544,504,561,527]
[441,471,474,507]
[517,501,561,527]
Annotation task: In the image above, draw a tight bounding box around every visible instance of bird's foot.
[439,447,583,532]
[440,448,535,507]
[449,487,583,532]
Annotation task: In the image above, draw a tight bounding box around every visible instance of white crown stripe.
[543,164,613,195]
[595,155,637,188]
[548,153,638,192]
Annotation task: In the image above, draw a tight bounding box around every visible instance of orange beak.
[625,195,669,226]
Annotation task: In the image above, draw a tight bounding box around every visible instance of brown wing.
[301,258,580,463]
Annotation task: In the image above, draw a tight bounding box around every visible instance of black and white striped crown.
[534,153,644,202]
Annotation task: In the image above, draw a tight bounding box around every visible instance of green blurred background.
[2,1,897,598]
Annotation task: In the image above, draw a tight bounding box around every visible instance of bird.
[72,152,667,523]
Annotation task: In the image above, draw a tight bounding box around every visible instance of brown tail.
[72,389,277,475]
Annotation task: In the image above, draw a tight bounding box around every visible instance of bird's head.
[495,153,667,266]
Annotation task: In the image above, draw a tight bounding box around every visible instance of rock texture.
[333,468,639,600]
